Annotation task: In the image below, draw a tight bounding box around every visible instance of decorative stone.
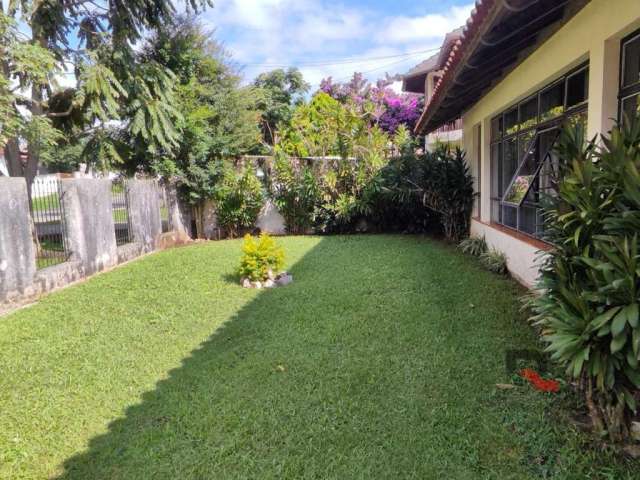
[241,277,251,288]
[264,279,275,288]
[267,269,275,280]
[275,273,293,286]
[495,383,516,390]
[253,281,263,289]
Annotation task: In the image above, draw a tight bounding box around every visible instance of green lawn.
[31,193,61,213]
[0,236,635,479]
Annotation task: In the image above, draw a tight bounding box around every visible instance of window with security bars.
[490,63,589,239]
[620,29,640,124]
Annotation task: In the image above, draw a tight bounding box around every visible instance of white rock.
[253,281,263,289]
[267,269,275,280]
[265,279,275,288]
[241,278,251,288]
[276,273,293,286]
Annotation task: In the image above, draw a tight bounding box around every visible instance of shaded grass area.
[0,236,635,479]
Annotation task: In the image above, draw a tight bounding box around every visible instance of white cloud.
[379,6,472,44]
[201,1,475,89]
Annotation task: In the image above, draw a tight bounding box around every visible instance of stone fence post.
[125,180,162,251]
[0,177,36,301]
[60,178,117,276]
[166,181,192,237]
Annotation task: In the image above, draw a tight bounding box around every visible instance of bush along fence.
[0,177,191,305]
[189,147,475,241]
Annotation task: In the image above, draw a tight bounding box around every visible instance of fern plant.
[459,235,487,257]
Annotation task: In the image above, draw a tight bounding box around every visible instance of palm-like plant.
[531,116,640,442]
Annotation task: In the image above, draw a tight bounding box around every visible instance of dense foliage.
[214,164,264,238]
[530,118,640,442]
[238,233,285,282]
[253,68,309,148]
[375,146,475,241]
[0,0,212,192]
[270,154,320,235]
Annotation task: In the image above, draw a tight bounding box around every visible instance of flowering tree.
[320,73,423,134]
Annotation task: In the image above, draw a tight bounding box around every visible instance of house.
[0,152,7,176]
[414,0,640,287]
[403,28,464,151]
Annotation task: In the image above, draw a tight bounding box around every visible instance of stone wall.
[0,177,189,307]
[0,178,36,301]
[61,179,118,275]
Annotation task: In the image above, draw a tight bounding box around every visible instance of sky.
[197,0,474,90]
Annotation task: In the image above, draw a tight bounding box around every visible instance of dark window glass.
[504,108,518,136]
[518,130,535,161]
[502,205,518,229]
[622,34,640,88]
[566,68,589,108]
[491,115,503,142]
[540,81,564,123]
[519,206,538,235]
[518,95,538,131]
[503,137,518,193]
[621,93,640,122]
[490,144,502,198]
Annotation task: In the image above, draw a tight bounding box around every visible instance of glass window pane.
[503,129,559,206]
[504,108,518,136]
[518,95,538,131]
[566,68,589,108]
[622,34,640,88]
[503,205,517,229]
[540,81,564,123]
[490,144,502,198]
[491,115,503,142]
[502,137,518,194]
[519,206,538,236]
[518,130,535,160]
[621,93,640,124]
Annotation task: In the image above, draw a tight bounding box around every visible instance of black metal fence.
[111,179,133,245]
[30,177,70,269]
[157,183,170,233]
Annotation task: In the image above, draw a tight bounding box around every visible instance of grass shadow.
[47,235,631,479]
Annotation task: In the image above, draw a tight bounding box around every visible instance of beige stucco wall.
[461,0,640,286]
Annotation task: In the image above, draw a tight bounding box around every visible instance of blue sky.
[198,0,474,89]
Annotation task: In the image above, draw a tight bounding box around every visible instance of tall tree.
[0,0,211,194]
[140,16,262,229]
[253,68,309,148]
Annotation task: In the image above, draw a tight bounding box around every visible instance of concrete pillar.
[125,180,162,251]
[166,182,192,237]
[0,177,36,300]
[588,37,621,141]
[60,178,117,275]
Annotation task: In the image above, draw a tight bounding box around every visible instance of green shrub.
[459,236,487,257]
[270,154,320,234]
[530,117,640,442]
[238,233,285,282]
[215,164,264,238]
[480,248,507,275]
[375,146,475,241]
